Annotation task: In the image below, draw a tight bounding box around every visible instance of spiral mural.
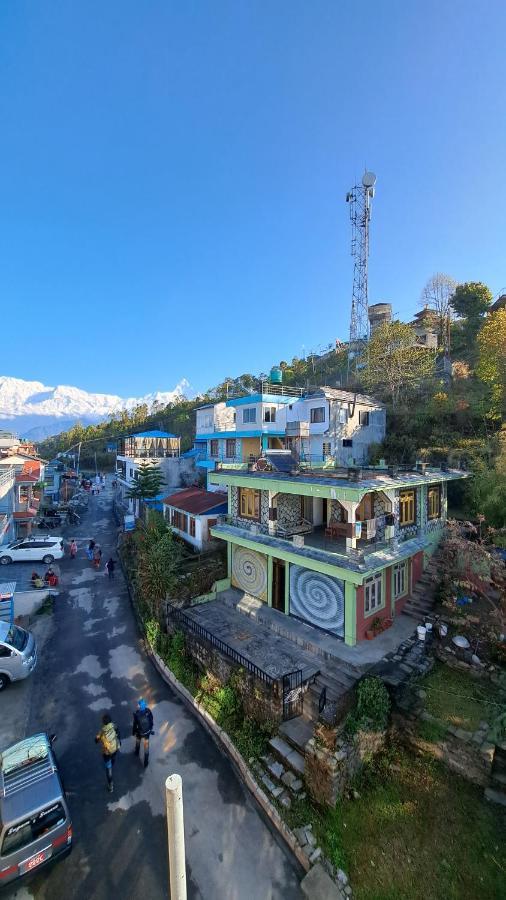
[289,565,344,636]
[232,547,268,601]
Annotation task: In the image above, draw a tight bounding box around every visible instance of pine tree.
[126,461,165,502]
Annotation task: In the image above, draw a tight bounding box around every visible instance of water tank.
[368,302,392,334]
[270,366,283,384]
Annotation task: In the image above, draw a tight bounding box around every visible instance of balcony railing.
[117,449,180,459]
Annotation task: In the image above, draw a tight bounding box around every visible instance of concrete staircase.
[485,742,506,807]
[252,720,311,810]
[402,554,441,621]
[304,661,359,725]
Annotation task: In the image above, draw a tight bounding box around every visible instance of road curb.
[146,643,311,875]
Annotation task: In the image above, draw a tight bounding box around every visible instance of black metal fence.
[168,605,278,687]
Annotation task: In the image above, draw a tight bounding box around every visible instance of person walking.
[132,699,154,769]
[95,713,121,792]
[105,557,115,579]
[87,539,95,561]
[69,539,77,559]
[93,545,102,569]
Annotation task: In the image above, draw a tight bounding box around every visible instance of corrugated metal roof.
[162,488,228,516]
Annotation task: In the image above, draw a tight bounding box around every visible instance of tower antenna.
[346,171,377,378]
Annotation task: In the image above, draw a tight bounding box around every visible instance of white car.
[0,537,65,566]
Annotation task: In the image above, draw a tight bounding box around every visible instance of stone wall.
[277,493,302,528]
[304,729,386,807]
[168,621,283,724]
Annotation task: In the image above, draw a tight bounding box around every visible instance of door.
[272,559,286,612]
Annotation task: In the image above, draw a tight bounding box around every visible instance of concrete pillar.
[339,500,359,551]
[267,556,273,607]
[344,582,356,646]
[284,562,290,615]
[267,491,278,535]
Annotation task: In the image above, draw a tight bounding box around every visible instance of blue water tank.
[270,366,283,384]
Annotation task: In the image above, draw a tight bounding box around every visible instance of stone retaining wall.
[304,729,386,807]
[167,619,284,724]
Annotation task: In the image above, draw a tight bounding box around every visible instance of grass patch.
[416,718,448,743]
[324,743,506,900]
[421,662,503,731]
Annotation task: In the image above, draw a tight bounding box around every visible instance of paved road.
[5,482,302,899]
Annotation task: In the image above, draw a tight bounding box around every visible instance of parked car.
[0,734,72,886]
[0,537,65,566]
[0,621,37,691]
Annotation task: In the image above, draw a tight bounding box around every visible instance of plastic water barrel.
[417,625,427,642]
[270,366,283,384]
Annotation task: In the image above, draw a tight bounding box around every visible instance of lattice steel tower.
[346,171,377,370]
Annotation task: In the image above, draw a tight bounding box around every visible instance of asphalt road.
[3,481,303,899]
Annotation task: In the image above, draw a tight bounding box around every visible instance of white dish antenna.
[362,171,377,188]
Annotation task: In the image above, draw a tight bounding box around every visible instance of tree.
[450,282,492,363]
[135,515,182,615]
[420,273,457,352]
[361,321,437,406]
[476,308,506,419]
[126,461,165,503]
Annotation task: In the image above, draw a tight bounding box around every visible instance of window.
[225,439,236,459]
[171,510,188,532]
[18,486,30,503]
[263,406,276,423]
[393,561,408,598]
[310,406,325,424]
[323,442,332,458]
[342,439,353,447]
[129,468,134,478]
[210,439,219,458]
[399,490,416,526]
[203,414,213,428]
[338,408,348,424]
[427,486,441,520]
[364,573,383,614]
[242,408,257,424]
[359,411,370,426]
[2,802,66,856]
[239,487,260,519]
[189,517,196,538]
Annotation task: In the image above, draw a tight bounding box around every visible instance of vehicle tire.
[0,674,10,691]
[0,556,12,565]
[42,554,55,564]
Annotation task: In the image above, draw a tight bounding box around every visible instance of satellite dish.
[362,171,377,188]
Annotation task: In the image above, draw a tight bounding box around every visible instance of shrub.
[346,676,391,734]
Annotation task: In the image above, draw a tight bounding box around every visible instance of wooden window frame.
[364,573,383,616]
[359,410,370,426]
[393,560,408,599]
[239,487,260,520]
[189,517,196,538]
[210,439,219,458]
[399,489,416,527]
[427,486,441,520]
[225,439,236,459]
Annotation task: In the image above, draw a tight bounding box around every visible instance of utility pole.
[76,442,82,478]
[165,774,186,900]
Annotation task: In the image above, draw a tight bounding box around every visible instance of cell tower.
[346,171,377,372]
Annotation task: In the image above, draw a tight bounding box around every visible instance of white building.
[285,388,386,465]
[162,488,228,552]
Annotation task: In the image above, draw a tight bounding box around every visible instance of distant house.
[115,430,197,517]
[162,488,228,552]
[0,467,16,545]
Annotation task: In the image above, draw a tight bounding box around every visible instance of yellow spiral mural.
[231,547,268,601]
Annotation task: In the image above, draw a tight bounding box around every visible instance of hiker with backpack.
[132,698,154,769]
[95,713,121,792]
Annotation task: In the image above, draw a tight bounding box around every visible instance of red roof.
[162,488,228,516]
[15,473,38,484]
[21,460,41,477]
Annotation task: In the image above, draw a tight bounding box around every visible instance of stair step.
[279,716,314,752]
[269,735,305,776]
[315,669,355,693]
[485,787,506,807]
[260,772,284,799]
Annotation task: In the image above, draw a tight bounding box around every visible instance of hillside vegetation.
[39,280,506,529]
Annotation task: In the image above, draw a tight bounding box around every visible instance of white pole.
[165,774,186,900]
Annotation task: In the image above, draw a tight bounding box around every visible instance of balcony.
[117,449,179,459]
[211,515,427,575]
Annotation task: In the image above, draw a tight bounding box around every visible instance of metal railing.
[168,605,303,690]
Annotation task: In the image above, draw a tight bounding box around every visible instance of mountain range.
[0,376,190,440]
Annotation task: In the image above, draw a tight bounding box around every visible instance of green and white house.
[209,460,467,645]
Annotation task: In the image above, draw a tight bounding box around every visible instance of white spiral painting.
[232,547,268,601]
[289,565,344,636]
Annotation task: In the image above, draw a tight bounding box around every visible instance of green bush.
[346,676,391,734]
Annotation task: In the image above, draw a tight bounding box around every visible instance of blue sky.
[1,1,505,398]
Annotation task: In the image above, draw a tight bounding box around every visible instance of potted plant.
[366,616,384,640]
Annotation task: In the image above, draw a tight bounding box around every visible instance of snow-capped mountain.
[0,376,190,440]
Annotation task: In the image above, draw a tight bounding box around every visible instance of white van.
[0,622,37,691]
[0,538,64,566]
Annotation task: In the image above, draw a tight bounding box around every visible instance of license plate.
[20,847,51,874]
